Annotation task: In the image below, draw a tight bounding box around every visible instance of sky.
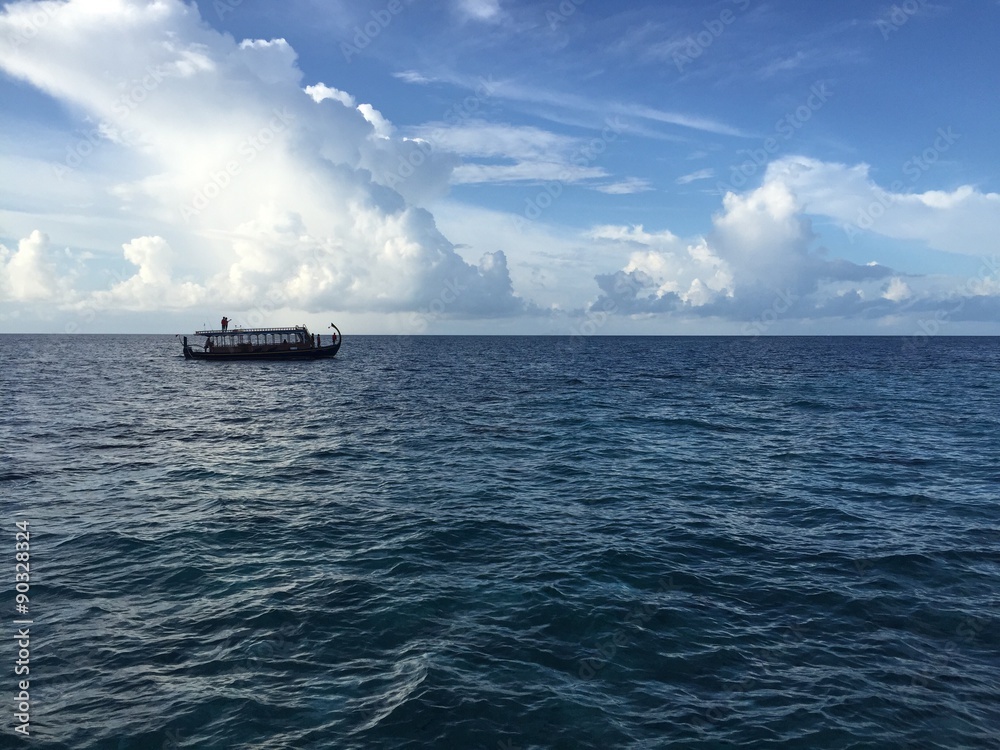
[1,0,998,335]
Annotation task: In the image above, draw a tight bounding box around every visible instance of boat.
[181,324,342,361]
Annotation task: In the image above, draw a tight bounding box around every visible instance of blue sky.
[1,0,998,334]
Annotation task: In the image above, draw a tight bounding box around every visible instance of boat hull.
[183,342,341,361]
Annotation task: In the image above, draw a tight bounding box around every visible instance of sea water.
[2,335,998,748]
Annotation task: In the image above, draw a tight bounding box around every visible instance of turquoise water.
[2,335,999,748]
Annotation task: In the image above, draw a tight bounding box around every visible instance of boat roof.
[194,326,309,336]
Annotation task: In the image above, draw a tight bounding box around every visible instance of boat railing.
[194,325,309,336]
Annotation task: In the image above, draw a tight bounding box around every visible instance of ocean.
[2,334,998,749]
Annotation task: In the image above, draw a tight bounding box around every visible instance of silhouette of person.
[221,316,228,331]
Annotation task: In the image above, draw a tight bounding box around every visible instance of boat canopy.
[194,326,311,336]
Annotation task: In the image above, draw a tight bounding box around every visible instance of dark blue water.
[2,335,999,749]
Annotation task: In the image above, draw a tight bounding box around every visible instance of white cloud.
[456,0,503,22]
[468,78,743,138]
[412,121,576,162]
[757,51,809,79]
[711,179,812,286]
[433,200,619,320]
[304,82,355,108]
[617,103,746,137]
[453,162,606,185]
[589,225,733,308]
[882,276,912,302]
[584,160,1000,325]
[409,120,632,187]
[0,0,521,320]
[588,176,899,320]
[588,225,680,246]
[357,103,394,139]
[0,230,59,301]
[392,70,435,85]
[765,156,1000,257]
[594,178,653,195]
[237,38,300,85]
[89,235,204,310]
[676,168,714,185]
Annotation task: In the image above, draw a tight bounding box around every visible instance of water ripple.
[3,334,999,748]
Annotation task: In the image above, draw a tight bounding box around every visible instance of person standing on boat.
[221,316,229,331]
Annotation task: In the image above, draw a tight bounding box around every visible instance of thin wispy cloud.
[455,0,503,23]
[594,178,654,195]
[393,70,436,85]
[756,50,809,79]
[448,76,747,138]
[677,168,714,185]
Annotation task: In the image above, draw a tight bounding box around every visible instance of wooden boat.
[182,324,341,361]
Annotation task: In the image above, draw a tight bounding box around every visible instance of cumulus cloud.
[584,157,1000,325]
[304,82,355,108]
[0,230,60,302]
[86,236,204,310]
[765,156,1000,257]
[0,0,521,319]
[882,276,912,302]
[356,103,393,139]
[587,176,898,321]
[588,225,733,312]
